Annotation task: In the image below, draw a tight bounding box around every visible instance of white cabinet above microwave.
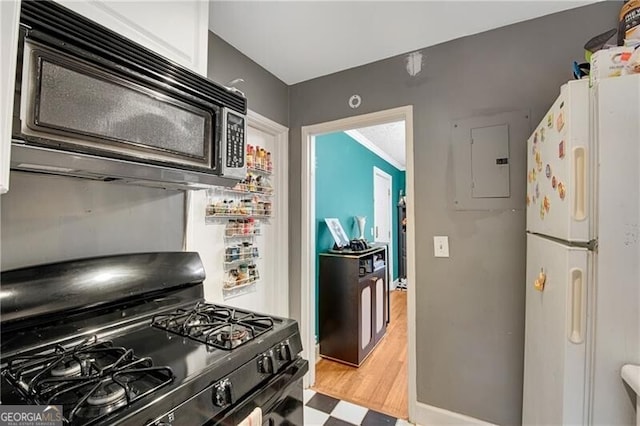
[55,0,209,76]
[0,0,21,194]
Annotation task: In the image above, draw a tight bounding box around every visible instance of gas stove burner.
[1,336,174,425]
[218,327,248,344]
[186,318,202,328]
[183,316,207,335]
[86,382,127,406]
[152,302,276,350]
[51,360,82,377]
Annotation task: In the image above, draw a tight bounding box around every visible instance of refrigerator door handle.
[572,147,587,221]
[568,268,585,344]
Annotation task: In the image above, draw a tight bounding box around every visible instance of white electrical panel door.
[526,80,590,242]
[471,124,510,198]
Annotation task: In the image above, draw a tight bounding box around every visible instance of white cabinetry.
[0,0,21,194]
[56,0,209,76]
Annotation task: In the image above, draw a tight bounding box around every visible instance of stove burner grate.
[2,336,174,425]
[151,302,275,350]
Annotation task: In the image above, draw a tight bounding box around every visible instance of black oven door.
[212,357,308,426]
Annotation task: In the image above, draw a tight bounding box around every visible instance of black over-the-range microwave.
[11,0,247,189]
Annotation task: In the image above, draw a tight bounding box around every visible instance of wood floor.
[313,290,408,419]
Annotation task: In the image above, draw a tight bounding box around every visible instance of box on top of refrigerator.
[590,45,640,86]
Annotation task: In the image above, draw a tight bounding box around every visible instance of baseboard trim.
[414,401,497,426]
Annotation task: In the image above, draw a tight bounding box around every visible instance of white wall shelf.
[247,166,273,176]
[222,280,258,300]
[223,275,260,291]
[214,188,273,197]
[205,213,273,221]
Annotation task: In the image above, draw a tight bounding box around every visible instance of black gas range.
[0,252,308,425]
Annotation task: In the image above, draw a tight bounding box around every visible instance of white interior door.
[523,233,589,426]
[186,113,288,317]
[373,167,392,244]
[373,167,393,287]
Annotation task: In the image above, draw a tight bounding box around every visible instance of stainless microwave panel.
[20,41,214,170]
[220,108,247,180]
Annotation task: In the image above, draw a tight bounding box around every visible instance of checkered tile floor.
[304,390,411,426]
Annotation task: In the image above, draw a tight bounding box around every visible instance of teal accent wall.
[315,131,405,337]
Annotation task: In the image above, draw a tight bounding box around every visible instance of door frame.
[247,110,289,317]
[301,105,416,420]
[373,166,394,283]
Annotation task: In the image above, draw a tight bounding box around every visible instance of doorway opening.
[300,106,416,421]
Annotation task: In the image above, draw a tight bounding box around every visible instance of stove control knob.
[212,379,233,407]
[278,341,292,361]
[258,351,275,374]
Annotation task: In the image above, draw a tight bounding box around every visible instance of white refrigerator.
[524,76,640,425]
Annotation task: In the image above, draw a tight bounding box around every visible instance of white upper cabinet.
[0,0,21,194]
[56,0,210,76]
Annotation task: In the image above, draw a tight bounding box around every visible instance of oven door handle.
[213,357,309,425]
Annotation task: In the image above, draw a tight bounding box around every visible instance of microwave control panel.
[225,112,246,168]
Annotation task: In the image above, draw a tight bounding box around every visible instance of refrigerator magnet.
[532,168,537,181]
[535,151,543,171]
[534,131,538,144]
[547,113,554,128]
[558,182,566,200]
[559,141,565,159]
[539,202,545,219]
[556,112,565,132]
[526,195,531,206]
[535,183,540,199]
[545,164,551,179]
[540,127,545,142]
[543,196,550,213]
[534,270,546,292]
[552,176,557,189]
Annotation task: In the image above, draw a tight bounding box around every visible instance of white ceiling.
[347,121,406,170]
[209,1,600,85]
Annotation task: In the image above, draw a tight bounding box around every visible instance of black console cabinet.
[318,247,388,366]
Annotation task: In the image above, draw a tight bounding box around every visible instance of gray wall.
[208,32,289,126]
[1,172,184,271]
[288,3,620,425]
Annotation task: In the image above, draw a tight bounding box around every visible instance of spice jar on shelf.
[246,144,254,168]
[247,174,257,192]
[238,263,249,281]
[248,264,258,281]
